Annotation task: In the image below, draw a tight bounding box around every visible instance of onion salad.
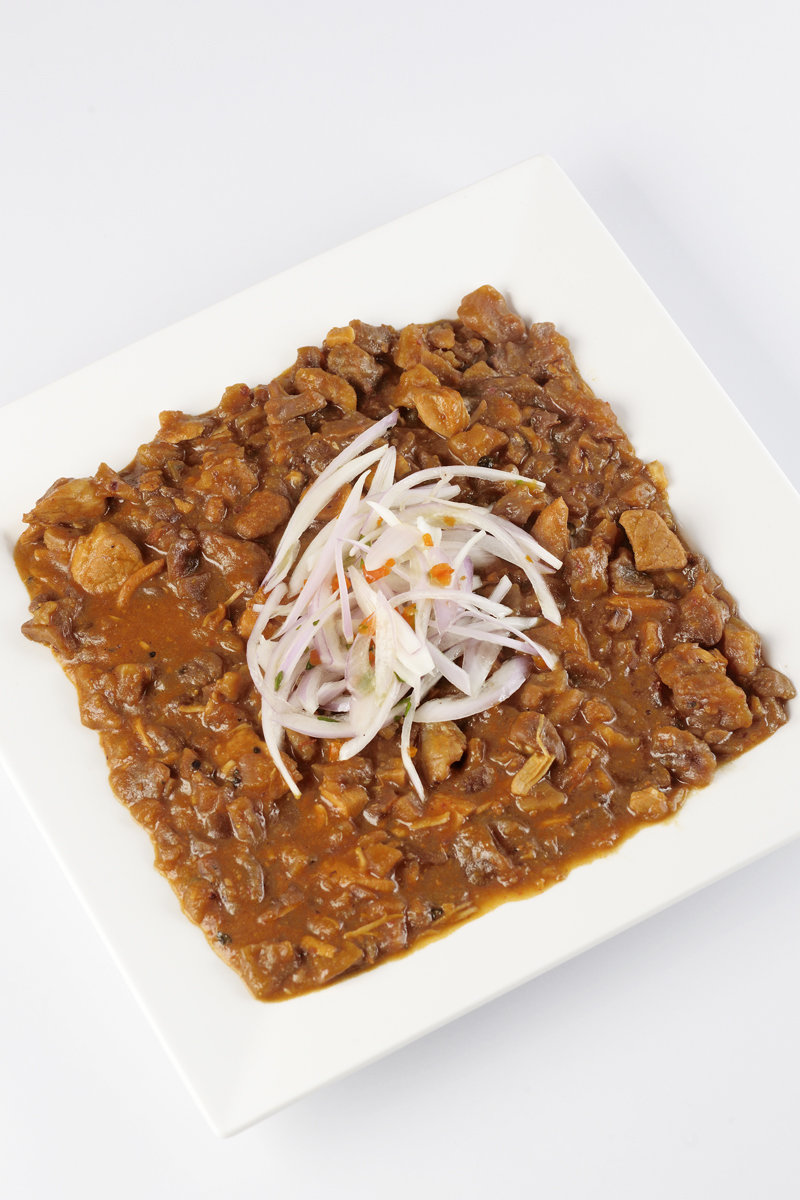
[247,410,563,800]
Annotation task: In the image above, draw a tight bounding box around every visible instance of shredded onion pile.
[247,411,562,799]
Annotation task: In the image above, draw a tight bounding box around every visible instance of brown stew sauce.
[15,286,795,1000]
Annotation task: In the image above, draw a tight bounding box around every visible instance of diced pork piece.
[419,721,467,785]
[233,488,291,539]
[448,423,509,465]
[648,726,716,787]
[678,583,729,646]
[318,783,370,819]
[609,548,655,596]
[294,366,358,414]
[112,662,153,708]
[325,343,384,395]
[157,410,209,443]
[200,532,270,592]
[395,364,469,437]
[263,390,325,425]
[392,324,462,385]
[70,522,143,594]
[532,497,570,561]
[721,617,761,680]
[750,667,796,700]
[219,382,252,413]
[563,541,609,599]
[27,477,108,527]
[362,840,404,878]
[350,320,394,357]
[619,509,687,571]
[645,460,669,495]
[286,728,317,763]
[457,285,527,344]
[195,455,258,504]
[492,486,541,527]
[453,823,515,885]
[165,529,200,581]
[317,757,374,787]
[508,711,566,763]
[215,725,297,798]
[628,786,670,819]
[323,325,356,348]
[655,643,752,732]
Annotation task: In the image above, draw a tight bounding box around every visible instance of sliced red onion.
[247,414,562,800]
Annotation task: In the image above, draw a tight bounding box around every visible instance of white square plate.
[1,157,798,1136]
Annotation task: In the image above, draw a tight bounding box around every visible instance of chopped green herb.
[318,716,338,723]
[274,671,284,690]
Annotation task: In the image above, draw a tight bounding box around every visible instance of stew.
[15,286,794,1000]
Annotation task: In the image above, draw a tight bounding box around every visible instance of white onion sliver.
[247,417,563,799]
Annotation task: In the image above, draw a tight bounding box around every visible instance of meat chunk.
[619,509,687,571]
[678,583,729,646]
[609,548,654,596]
[350,320,394,356]
[325,344,384,395]
[628,786,670,819]
[70,522,143,594]
[563,541,609,599]
[200,532,270,592]
[750,667,796,700]
[165,529,200,581]
[448,424,509,465]
[395,365,469,437]
[157,410,209,443]
[392,324,462,386]
[532,497,570,561]
[215,725,296,798]
[508,711,566,763]
[492,486,541,527]
[263,390,325,425]
[457,285,526,344]
[721,617,761,680]
[655,643,752,732]
[453,824,515,885]
[648,726,716,787]
[27,477,108,527]
[233,489,291,539]
[418,721,467,785]
[195,454,258,504]
[294,366,357,414]
[112,663,154,707]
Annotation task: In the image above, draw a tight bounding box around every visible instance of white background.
[1,1,798,1196]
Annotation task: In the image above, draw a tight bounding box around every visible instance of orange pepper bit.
[363,558,395,584]
[443,517,456,527]
[422,533,434,547]
[429,563,454,586]
[358,613,377,637]
[309,648,322,666]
